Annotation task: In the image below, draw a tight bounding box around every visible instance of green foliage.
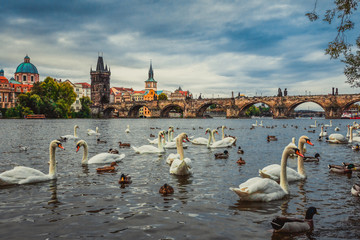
[245,105,271,117]
[307,0,360,86]
[75,96,92,118]
[158,93,168,100]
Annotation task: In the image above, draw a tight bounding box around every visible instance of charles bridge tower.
[90,55,111,106]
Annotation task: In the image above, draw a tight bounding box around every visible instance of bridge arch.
[340,97,360,112]
[160,104,184,118]
[287,100,326,117]
[103,107,116,118]
[128,104,149,117]
[238,101,274,118]
[195,102,226,117]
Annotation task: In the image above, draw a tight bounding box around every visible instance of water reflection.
[47,180,60,206]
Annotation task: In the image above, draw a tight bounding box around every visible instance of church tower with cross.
[144,60,157,91]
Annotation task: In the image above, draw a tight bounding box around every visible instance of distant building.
[0,70,15,109]
[91,55,111,106]
[14,55,39,85]
[65,80,91,112]
[170,86,191,100]
[110,87,134,103]
[144,60,157,91]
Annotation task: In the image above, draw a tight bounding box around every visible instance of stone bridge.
[92,93,360,119]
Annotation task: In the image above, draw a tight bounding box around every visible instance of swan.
[252,120,258,127]
[210,127,236,148]
[132,131,165,154]
[334,126,340,131]
[169,133,192,175]
[259,136,313,182]
[327,132,347,144]
[324,120,332,127]
[349,126,360,143]
[220,125,237,143]
[258,121,264,127]
[191,128,212,145]
[271,207,318,233]
[125,125,130,133]
[309,120,317,128]
[229,143,303,202]
[319,125,327,137]
[76,140,125,164]
[87,127,100,136]
[0,140,64,185]
[60,125,79,140]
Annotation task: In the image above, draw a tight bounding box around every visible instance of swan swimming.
[229,143,303,202]
[125,125,130,133]
[169,133,192,175]
[0,140,64,185]
[210,127,236,148]
[259,136,313,182]
[76,140,125,164]
[191,128,212,145]
[60,125,79,141]
[87,127,100,136]
[133,131,165,154]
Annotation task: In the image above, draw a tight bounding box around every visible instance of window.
[17,76,19,81]
[23,75,26,82]
[76,88,79,92]
[4,95,7,102]
[76,100,79,104]
[0,94,2,102]
[31,76,34,82]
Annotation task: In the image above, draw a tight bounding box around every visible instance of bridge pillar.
[324,106,342,119]
[226,107,240,118]
[90,106,103,118]
[273,105,290,119]
[183,108,197,118]
[148,108,161,118]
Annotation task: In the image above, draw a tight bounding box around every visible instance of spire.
[96,56,105,72]
[0,69,4,77]
[148,59,154,79]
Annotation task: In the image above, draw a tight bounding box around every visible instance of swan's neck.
[158,135,164,151]
[74,126,78,137]
[96,127,98,133]
[350,127,353,142]
[297,141,306,177]
[171,131,174,142]
[49,144,57,177]
[207,132,212,148]
[279,148,290,194]
[168,131,171,142]
[320,126,323,134]
[222,126,225,140]
[176,137,184,160]
[81,143,89,164]
[212,131,216,143]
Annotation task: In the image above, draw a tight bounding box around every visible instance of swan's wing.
[191,137,208,145]
[170,159,191,175]
[132,145,161,154]
[259,164,304,182]
[147,138,158,144]
[0,166,46,185]
[88,153,124,164]
[166,153,180,165]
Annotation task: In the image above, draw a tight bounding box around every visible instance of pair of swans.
[168,133,192,176]
[133,131,165,154]
[209,126,236,148]
[76,140,125,164]
[0,140,65,185]
[60,125,79,141]
[230,142,304,202]
[87,127,100,136]
[259,136,313,182]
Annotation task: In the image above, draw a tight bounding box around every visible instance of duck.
[0,140,64,185]
[96,162,118,173]
[159,183,174,195]
[237,146,244,154]
[60,125,79,141]
[267,135,278,142]
[352,144,360,151]
[118,141,131,147]
[191,128,212,145]
[303,153,320,162]
[229,143,304,202]
[125,125,130,133]
[18,145,29,151]
[108,148,119,154]
[328,164,356,173]
[271,207,318,233]
[76,140,125,164]
[259,136,313,182]
[169,133,192,175]
[87,127,100,136]
[118,174,132,184]
[236,157,246,165]
[214,150,229,159]
[309,120,317,128]
[97,138,107,144]
[342,162,360,168]
[132,131,165,154]
[150,134,155,138]
[351,175,360,196]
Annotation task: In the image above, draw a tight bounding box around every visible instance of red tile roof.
[0,76,9,84]
[75,82,91,88]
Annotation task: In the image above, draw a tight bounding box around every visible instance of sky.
[0,0,359,109]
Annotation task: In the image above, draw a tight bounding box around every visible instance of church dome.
[15,55,38,74]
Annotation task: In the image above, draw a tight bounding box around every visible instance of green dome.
[15,56,38,74]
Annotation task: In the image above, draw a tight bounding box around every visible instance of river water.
[0,118,360,239]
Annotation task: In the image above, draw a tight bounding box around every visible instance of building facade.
[65,80,91,112]
[144,61,157,91]
[0,70,15,109]
[91,56,111,106]
[14,55,39,85]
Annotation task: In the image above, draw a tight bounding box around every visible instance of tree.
[78,96,92,118]
[158,93,168,100]
[307,0,360,86]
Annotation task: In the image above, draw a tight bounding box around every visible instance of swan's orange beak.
[216,132,219,135]
[306,139,314,146]
[295,149,304,158]
[58,144,65,150]
[76,145,80,152]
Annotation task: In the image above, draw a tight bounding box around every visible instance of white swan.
[169,133,192,175]
[229,143,303,202]
[60,125,79,140]
[87,127,100,136]
[133,131,165,154]
[324,120,332,127]
[349,126,360,143]
[210,127,236,148]
[258,121,264,127]
[327,132,347,144]
[319,125,327,137]
[252,120,258,127]
[0,140,64,185]
[309,120,317,128]
[125,125,130,133]
[191,128,212,145]
[334,126,340,131]
[76,140,125,164]
[259,136,313,182]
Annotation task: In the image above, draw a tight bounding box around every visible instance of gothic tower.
[90,55,111,106]
[144,60,157,91]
